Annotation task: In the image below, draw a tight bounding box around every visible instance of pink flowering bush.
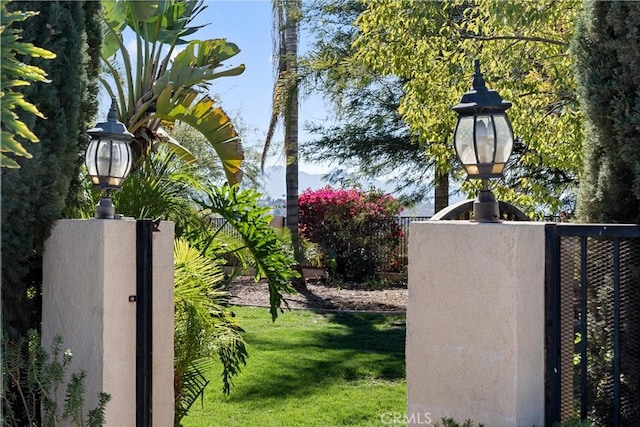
[299,186,404,282]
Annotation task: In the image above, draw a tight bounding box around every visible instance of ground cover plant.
[182,306,406,426]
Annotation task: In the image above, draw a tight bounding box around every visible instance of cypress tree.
[573,1,640,223]
[573,3,640,423]
[1,1,101,336]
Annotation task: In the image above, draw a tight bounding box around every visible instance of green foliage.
[573,1,640,223]
[173,238,246,425]
[100,0,245,183]
[1,0,102,337]
[0,0,56,168]
[433,419,484,427]
[71,148,297,413]
[198,185,299,320]
[353,0,584,217]
[299,186,404,282]
[73,148,298,391]
[302,0,432,205]
[112,148,207,238]
[170,122,227,185]
[2,331,110,427]
[552,419,594,427]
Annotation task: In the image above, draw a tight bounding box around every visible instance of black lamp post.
[85,99,133,219]
[452,59,514,222]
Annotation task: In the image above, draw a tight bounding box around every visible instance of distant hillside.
[260,166,398,198]
[259,166,435,216]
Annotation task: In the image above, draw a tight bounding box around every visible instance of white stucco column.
[42,219,174,426]
[407,221,546,427]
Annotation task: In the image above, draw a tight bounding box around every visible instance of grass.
[182,306,407,427]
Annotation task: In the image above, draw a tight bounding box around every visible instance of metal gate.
[545,224,640,426]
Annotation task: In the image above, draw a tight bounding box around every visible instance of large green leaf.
[100,0,129,59]
[153,39,244,94]
[156,127,196,163]
[154,89,243,184]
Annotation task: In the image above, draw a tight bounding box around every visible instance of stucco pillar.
[42,219,174,426]
[407,221,546,427]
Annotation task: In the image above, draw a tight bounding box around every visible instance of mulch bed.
[227,276,407,313]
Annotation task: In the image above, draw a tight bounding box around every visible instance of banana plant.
[100,0,245,183]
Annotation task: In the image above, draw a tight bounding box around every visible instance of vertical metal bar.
[612,238,621,427]
[580,236,588,419]
[136,220,153,427]
[545,224,561,425]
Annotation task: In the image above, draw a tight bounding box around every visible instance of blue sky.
[192,0,332,174]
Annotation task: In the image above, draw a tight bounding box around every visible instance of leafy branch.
[0,0,56,168]
[199,185,298,321]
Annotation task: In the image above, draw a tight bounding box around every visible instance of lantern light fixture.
[85,98,133,219]
[451,60,515,222]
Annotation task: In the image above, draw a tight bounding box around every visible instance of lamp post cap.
[452,60,512,114]
[87,100,134,139]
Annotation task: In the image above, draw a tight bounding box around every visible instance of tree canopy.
[349,0,583,216]
[302,0,434,206]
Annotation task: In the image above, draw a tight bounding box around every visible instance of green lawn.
[182,306,407,427]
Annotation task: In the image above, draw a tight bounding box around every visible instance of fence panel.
[384,216,431,272]
[546,224,640,426]
[210,216,430,273]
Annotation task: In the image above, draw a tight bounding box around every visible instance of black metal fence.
[545,224,640,426]
[384,216,431,272]
[209,216,430,272]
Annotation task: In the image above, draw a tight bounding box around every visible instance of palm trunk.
[284,0,305,287]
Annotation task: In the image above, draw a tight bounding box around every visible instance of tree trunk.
[434,170,449,214]
[284,0,305,288]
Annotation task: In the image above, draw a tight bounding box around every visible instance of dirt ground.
[227,276,407,313]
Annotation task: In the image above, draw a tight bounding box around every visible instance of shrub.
[298,186,403,282]
[2,331,110,426]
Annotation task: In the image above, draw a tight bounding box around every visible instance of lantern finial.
[472,59,486,91]
[107,98,117,123]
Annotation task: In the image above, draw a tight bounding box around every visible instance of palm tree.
[101,0,244,183]
[173,237,246,425]
[263,0,304,274]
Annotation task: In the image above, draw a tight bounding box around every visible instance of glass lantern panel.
[110,141,131,178]
[85,138,99,177]
[454,116,475,165]
[107,176,123,187]
[474,115,495,164]
[493,114,513,163]
[96,140,112,176]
